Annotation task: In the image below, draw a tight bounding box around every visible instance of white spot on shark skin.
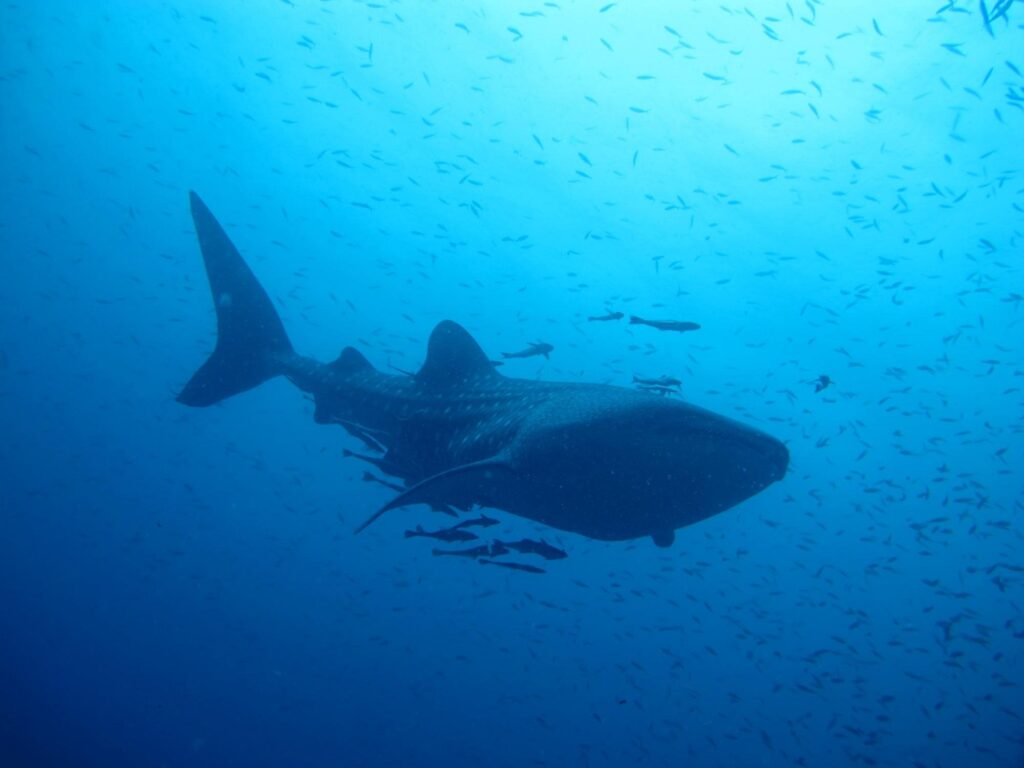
[217,292,233,308]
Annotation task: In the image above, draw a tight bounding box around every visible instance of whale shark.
[178,191,789,547]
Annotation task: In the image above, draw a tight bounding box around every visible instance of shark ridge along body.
[178,191,790,547]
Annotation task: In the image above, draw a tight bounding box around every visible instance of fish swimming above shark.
[629,316,701,333]
[177,191,790,548]
[501,341,554,360]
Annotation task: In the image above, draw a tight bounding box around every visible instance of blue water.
[1,2,1022,766]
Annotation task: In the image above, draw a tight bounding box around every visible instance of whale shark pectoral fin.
[354,457,515,534]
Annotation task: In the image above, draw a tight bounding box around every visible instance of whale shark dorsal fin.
[330,346,374,375]
[417,320,499,386]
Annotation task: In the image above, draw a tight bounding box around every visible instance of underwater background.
[1,1,1022,766]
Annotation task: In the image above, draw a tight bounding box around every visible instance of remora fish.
[360,469,403,493]
[501,342,554,360]
[636,384,678,397]
[588,311,624,322]
[628,316,701,333]
[404,525,479,542]
[451,514,500,530]
[178,192,789,547]
[494,538,568,560]
[478,558,546,575]
[633,375,682,389]
[431,543,500,559]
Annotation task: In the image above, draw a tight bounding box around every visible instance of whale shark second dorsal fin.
[417,320,500,387]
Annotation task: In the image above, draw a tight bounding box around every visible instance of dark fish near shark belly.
[177,191,790,547]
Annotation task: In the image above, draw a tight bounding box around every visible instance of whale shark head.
[504,389,790,545]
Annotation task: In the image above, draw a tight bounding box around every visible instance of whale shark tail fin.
[178,191,294,407]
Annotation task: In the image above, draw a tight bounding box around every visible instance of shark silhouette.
[178,192,789,547]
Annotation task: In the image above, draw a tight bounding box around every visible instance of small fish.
[360,470,403,492]
[433,540,508,559]
[981,0,993,35]
[990,0,1014,23]
[501,342,554,360]
[628,316,701,333]
[479,558,546,574]
[404,525,479,542]
[432,544,492,559]
[452,514,500,530]
[633,375,681,389]
[494,538,567,560]
[812,374,832,393]
[588,311,624,322]
[636,384,678,397]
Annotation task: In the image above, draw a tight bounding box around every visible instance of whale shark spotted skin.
[178,192,789,547]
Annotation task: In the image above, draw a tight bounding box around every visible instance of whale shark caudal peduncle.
[177,191,789,548]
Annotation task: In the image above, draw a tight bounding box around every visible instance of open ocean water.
[1,2,1022,767]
